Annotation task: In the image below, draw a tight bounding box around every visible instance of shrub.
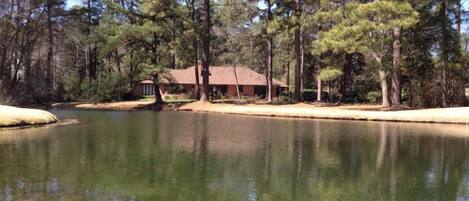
[302,89,330,102]
[278,91,295,104]
[366,91,381,104]
[75,73,130,102]
[302,90,316,102]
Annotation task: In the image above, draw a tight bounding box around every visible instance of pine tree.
[294,0,303,102]
[314,1,418,107]
[200,0,211,102]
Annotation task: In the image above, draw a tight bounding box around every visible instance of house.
[133,66,288,98]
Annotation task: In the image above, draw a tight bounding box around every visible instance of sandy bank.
[178,102,469,124]
[73,100,154,110]
[53,99,189,111]
[0,105,58,127]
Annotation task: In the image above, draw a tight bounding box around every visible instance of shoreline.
[178,101,469,125]
[0,119,80,130]
[50,100,469,125]
[52,100,180,111]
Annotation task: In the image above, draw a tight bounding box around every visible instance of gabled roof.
[149,66,287,87]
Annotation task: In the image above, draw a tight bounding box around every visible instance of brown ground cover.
[178,101,469,124]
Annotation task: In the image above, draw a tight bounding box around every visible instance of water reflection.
[0,110,468,200]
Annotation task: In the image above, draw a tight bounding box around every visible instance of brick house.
[133,66,288,98]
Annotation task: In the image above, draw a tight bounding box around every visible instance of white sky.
[65,0,469,32]
[65,0,80,9]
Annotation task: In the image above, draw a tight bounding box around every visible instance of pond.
[1,110,469,201]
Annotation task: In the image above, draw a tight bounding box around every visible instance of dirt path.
[178,101,469,124]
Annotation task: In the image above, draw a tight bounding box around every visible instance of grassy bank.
[178,101,469,124]
[0,105,58,127]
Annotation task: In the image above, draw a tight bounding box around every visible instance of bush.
[73,73,130,102]
[302,89,330,102]
[278,91,295,104]
[278,90,331,103]
[366,91,381,104]
[302,89,316,101]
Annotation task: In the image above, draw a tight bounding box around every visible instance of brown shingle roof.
[153,66,287,87]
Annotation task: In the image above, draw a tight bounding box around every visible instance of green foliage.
[278,91,296,104]
[366,91,382,104]
[302,89,317,102]
[2,0,468,107]
[313,1,419,55]
[319,67,343,81]
[79,73,130,102]
[142,64,168,77]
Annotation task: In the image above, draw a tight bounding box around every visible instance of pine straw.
[74,100,154,110]
[178,101,469,124]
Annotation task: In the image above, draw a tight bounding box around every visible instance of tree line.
[0,0,468,108]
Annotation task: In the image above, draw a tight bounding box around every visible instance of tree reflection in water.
[0,110,468,200]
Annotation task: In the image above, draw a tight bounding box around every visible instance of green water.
[1,110,469,201]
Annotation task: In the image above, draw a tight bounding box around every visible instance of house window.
[143,84,154,95]
[254,86,266,97]
[219,85,228,96]
[238,86,244,93]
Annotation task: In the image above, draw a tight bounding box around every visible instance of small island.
[0,105,58,127]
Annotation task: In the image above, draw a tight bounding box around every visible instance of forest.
[0,0,468,108]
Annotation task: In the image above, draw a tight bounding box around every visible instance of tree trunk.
[264,55,269,98]
[286,61,290,91]
[151,33,164,106]
[440,1,448,107]
[47,3,54,93]
[316,59,322,102]
[200,0,211,102]
[77,45,86,87]
[456,0,462,34]
[152,32,159,63]
[234,66,241,100]
[0,45,6,83]
[171,0,177,69]
[442,58,448,107]
[267,39,273,102]
[171,54,176,69]
[191,0,200,99]
[300,34,305,92]
[409,77,413,107]
[266,0,273,102]
[116,49,121,73]
[87,0,94,82]
[391,27,401,107]
[379,66,390,107]
[194,43,200,99]
[152,74,164,105]
[340,54,353,102]
[294,0,302,102]
[24,47,33,97]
